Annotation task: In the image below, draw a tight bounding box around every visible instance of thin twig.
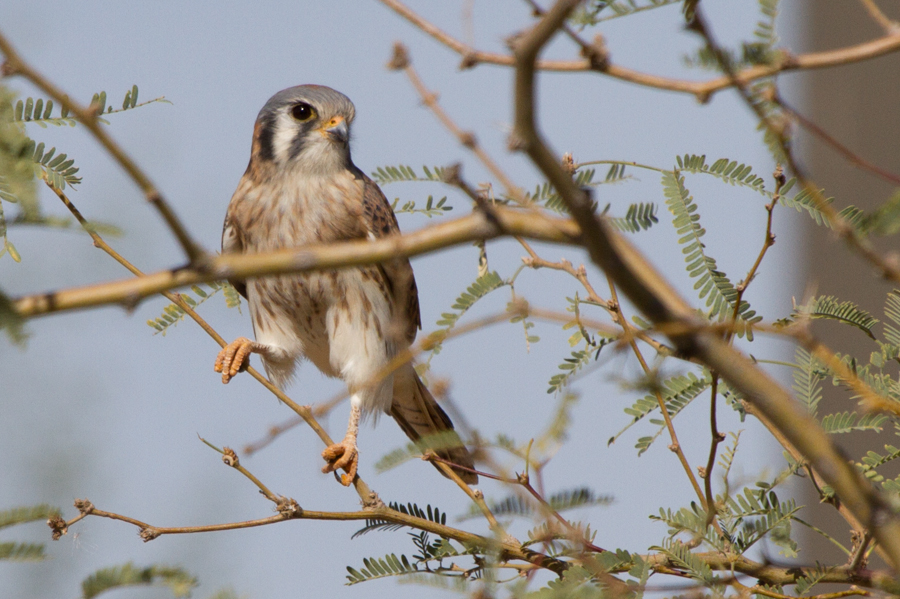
[519,239,608,308]
[377,0,900,102]
[433,460,505,535]
[857,0,899,33]
[777,97,900,186]
[389,43,526,202]
[197,438,280,503]
[736,579,870,599]
[242,415,305,456]
[849,529,874,573]
[702,376,723,532]
[60,498,569,575]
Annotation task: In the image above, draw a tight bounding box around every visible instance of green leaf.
[571,0,681,26]
[147,282,234,335]
[662,169,760,335]
[81,563,197,599]
[821,411,886,434]
[676,154,767,191]
[610,371,711,449]
[371,164,446,185]
[12,95,76,127]
[527,168,600,214]
[0,86,39,214]
[427,271,505,361]
[779,182,868,233]
[794,563,830,596]
[352,502,446,538]
[525,564,604,598]
[0,541,45,561]
[883,290,900,346]
[856,445,900,487]
[651,540,716,585]
[375,430,471,474]
[30,143,82,190]
[537,392,580,448]
[547,347,598,394]
[605,202,659,233]
[786,295,879,339]
[346,553,419,585]
[0,504,60,529]
[792,347,823,417]
[390,195,452,217]
[718,487,800,554]
[860,189,900,236]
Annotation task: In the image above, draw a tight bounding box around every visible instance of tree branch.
[13,207,579,318]
[378,0,900,102]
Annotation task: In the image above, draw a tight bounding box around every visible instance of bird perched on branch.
[214,85,477,486]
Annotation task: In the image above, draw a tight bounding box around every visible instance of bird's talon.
[322,439,359,486]
[215,337,255,384]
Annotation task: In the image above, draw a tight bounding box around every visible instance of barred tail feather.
[390,364,478,484]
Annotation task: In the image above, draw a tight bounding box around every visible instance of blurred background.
[3,1,894,597]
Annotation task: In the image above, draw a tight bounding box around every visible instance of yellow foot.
[322,438,359,486]
[214,337,255,383]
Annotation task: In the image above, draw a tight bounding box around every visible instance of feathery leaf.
[81,563,197,599]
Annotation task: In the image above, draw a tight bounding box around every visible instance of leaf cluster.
[82,562,197,599]
[147,282,241,335]
[0,504,60,562]
[663,165,761,334]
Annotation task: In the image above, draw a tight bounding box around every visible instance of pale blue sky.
[1,2,802,597]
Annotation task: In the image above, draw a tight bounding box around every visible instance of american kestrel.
[214,85,477,486]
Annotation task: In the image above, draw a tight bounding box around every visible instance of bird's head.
[251,85,356,176]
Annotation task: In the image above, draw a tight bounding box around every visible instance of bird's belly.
[249,271,338,376]
[248,268,398,412]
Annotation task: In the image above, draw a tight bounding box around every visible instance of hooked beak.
[321,116,349,144]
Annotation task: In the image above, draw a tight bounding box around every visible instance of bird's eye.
[291,103,315,121]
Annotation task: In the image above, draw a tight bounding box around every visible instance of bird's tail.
[390,363,478,484]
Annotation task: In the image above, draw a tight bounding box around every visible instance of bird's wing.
[222,187,248,299]
[361,175,478,483]
[361,174,421,343]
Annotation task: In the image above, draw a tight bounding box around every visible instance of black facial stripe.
[256,112,278,162]
[288,123,312,162]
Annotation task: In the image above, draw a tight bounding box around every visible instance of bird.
[213,85,477,486]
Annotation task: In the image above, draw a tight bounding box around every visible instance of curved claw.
[214,337,256,383]
[322,439,359,486]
